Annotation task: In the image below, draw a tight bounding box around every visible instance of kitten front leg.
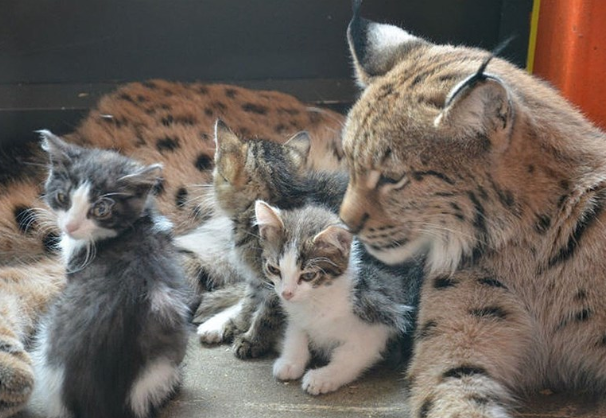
[273,324,310,381]
[301,326,388,395]
[197,283,253,344]
[233,292,285,359]
[407,273,533,418]
[197,301,243,344]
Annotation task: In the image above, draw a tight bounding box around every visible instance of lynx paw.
[233,335,269,359]
[301,368,342,395]
[273,357,306,381]
[0,341,34,418]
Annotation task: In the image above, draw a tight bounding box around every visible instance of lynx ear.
[285,131,311,164]
[313,225,353,258]
[38,130,78,166]
[434,60,514,151]
[348,0,426,88]
[254,200,284,241]
[214,119,246,183]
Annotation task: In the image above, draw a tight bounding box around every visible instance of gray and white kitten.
[254,201,416,395]
[31,131,190,418]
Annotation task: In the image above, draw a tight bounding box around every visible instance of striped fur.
[341,4,606,418]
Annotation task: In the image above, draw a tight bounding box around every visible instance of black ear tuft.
[348,0,370,70]
[347,4,427,88]
[444,37,514,108]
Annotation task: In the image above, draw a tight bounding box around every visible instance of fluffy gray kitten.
[31,131,190,418]
[255,201,418,395]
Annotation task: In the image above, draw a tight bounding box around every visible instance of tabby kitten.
[31,131,190,418]
[255,201,417,395]
[196,121,349,358]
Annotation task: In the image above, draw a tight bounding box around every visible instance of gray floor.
[21,333,606,418]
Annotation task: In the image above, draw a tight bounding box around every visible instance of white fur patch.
[175,214,255,284]
[368,22,417,53]
[278,245,301,300]
[149,284,189,325]
[129,359,180,418]
[30,325,70,418]
[56,183,92,239]
[152,214,173,234]
[197,301,243,344]
[57,183,116,264]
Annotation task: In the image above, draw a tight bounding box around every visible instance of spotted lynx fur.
[340,3,606,417]
[0,80,344,417]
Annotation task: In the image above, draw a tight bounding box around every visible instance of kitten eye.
[91,198,115,219]
[56,191,67,205]
[266,263,280,276]
[300,272,317,282]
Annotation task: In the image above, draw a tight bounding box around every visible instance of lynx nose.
[281,290,294,300]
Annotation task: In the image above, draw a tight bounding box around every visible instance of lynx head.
[40,130,162,243]
[212,120,311,217]
[254,201,352,303]
[339,2,594,274]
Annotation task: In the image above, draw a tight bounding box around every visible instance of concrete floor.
[21,333,606,418]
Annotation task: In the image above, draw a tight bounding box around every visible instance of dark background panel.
[0,0,532,147]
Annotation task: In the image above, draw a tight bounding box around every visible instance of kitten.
[254,201,418,395]
[196,121,348,359]
[31,131,190,418]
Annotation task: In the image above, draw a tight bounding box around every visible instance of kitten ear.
[38,130,78,166]
[313,225,353,258]
[285,131,311,158]
[434,58,514,152]
[284,131,311,169]
[348,0,427,88]
[214,119,246,183]
[119,163,163,194]
[254,200,284,241]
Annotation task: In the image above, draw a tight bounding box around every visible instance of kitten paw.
[197,316,239,345]
[0,342,34,417]
[221,319,241,342]
[233,335,269,359]
[301,369,342,395]
[197,323,224,345]
[273,357,305,381]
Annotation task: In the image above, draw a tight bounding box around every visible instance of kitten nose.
[65,222,79,234]
[281,290,294,300]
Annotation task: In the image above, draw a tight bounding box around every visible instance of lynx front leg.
[407,272,534,418]
[233,292,285,359]
[0,258,65,418]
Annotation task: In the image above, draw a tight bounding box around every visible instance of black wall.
[0,0,532,147]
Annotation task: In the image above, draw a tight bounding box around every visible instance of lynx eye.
[266,263,280,276]
[378,173,408,190]
[300,272,318,282]
[91,198,114,219]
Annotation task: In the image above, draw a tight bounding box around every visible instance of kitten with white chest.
[31,131,190,418]
[254,201,417,395]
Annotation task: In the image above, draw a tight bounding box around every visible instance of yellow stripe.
[526,0,541,73]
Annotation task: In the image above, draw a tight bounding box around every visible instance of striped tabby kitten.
[196,121,348,358]
[31,132,189,418]
[255,201,418,395]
